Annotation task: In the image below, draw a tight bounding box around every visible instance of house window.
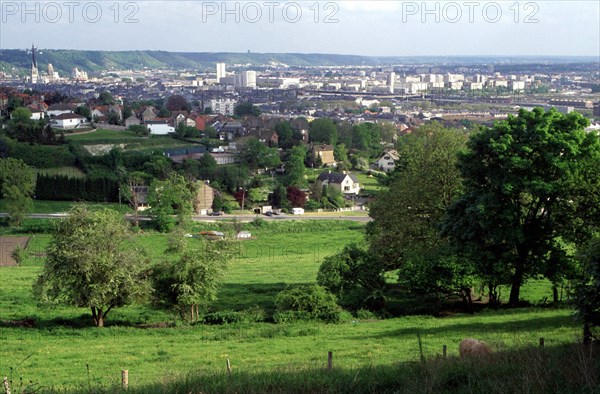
[344,186,350,191]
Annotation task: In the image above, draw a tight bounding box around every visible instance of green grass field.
[0,221,590,391]
[35,166,87,179]
[65,129,199,152]
[0,200,132,215]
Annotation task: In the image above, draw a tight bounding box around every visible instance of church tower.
[31,43,39,84]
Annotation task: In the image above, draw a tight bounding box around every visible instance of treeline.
[35,174,119,202]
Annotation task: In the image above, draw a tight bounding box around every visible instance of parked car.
[211,211,223,216]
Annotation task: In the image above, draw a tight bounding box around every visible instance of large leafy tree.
[239,138,281,171]
[309,118,338,145]
[368,123,468,270]
[0,158,35,226]
[34,207,149,327]
[367,124,471,305]
[284,145,307,187]
[441,108,600,305]
[317,243,387,310]
[575,237,600,345]
[152,234,234,322]
[147,173,194,232]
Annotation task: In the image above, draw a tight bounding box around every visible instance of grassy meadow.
[65,129,198,152]
[0,220,595,392]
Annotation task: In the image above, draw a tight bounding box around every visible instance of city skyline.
[1,1,599,57]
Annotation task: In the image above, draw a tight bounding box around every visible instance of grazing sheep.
[459,338,492,358]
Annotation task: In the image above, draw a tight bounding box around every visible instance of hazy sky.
[1,1,599,56]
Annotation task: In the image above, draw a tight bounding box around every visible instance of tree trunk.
[552,285,559,304]
[462,288,473,313]
[509,262,524,306]
[583,320,592,347]
[488,283,498,306]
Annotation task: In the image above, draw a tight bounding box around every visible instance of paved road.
[0,213,373,223]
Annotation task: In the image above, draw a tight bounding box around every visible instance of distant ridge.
[0,49,597,76]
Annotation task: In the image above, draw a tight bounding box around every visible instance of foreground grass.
[37,343,595,394]
[0,308,583,391]
[0,221,591,391]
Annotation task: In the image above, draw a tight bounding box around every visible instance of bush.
[275,285,342,323]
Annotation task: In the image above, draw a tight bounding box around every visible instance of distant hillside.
[0,49,596,76]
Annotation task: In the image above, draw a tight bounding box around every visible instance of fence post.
[121,370,128,390]
[442,345,447,358]
[539,338,544,349]
[327,351,333,370]
[226,358,231,375]
[3,376,10,394]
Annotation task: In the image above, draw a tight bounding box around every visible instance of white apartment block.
[209,98,237,115]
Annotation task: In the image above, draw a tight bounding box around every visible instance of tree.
[239,138,281,171]
[248,187,270,204]
[34,207,149,327]
[317,243,386,310]
[75,106,91,121]
[0,158,35,226]
[196,153,218,180]
[275,121,294,149]
[309,118,337,145]
[441,108,600,305]
[284,145,307,187]
[574,237,600,345]
[147,173,194,232]
[6,108,37,142]
[368,124,467,270]
[98,91,115,105]
[166,95,191,112]
[152,236,234,322]
[271,183,289,209]
[129,124,149,137]
[120,171,149,227]
[286,186,306,208]
[234,102,261,117]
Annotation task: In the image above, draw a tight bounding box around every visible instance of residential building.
[216,63,226,83]
[317,171,360,195]
[52,113,87,129]
[376,149,399,173]
[146,120,174,135]
[312,144,335,166]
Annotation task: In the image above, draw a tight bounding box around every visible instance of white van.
[292,208,305,215]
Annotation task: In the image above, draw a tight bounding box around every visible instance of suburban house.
[124,115,141,127]
[312,144,336,166]
[317,171,360,195]
[376,149,400,173]
[141,106,157,122]
[218,122,245,141]
[47,103,74,117]
[248,128,279,146]
[52,113,87,129]
[146,119,174,135]
[90,106,108,122]
[194,182,215,215]
[26,108,45,120]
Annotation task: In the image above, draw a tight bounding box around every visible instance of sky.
[1,0,599,57]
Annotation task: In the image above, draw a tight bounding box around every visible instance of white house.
[146,120,175,135]
[376,150,399,173]
[47,104,74,117]
[52,113,87,129]
[29,109,45,120]
[317,171,360,195]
